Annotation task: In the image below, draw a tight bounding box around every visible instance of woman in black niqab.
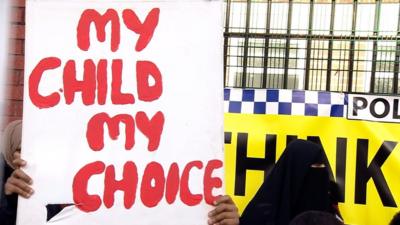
[239,139,334,225]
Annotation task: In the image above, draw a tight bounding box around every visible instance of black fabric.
[239,139,332,225]
[46,204,65,221]
[293,166,329,216]
[0,156,18,225]
[289,211,343,225]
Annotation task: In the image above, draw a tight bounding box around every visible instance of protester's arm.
[4,152,34,198]
[208,195,239,225]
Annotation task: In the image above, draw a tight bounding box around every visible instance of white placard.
[20,1,224,225]
[348,94,400,123]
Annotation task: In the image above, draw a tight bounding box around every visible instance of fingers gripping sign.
[4,151,34,198]
[208,195,239,225]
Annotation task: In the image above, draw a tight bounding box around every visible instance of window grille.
[224,0,400,94]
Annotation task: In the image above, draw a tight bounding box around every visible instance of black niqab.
[239,139,330,225]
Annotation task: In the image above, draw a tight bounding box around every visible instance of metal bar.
[341,41,347,92]
[305,0,314,90]
[241,0,252,88]
[262,0,272,88]
[348,0,358,92]
[224,32,400,41]
[384,46,389,93]
[393,3,400,94]
[223,0,232,86]
[311,41,316,90]
[337,41,344,92]
[318,41,323,90]
[327,0,336,91]
[370,0,381,93]
[354,40,361,91]
[283,0,293,88]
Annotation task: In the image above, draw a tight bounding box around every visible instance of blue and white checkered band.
[224,88,348,118]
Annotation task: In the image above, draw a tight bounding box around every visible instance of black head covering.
[239,139,330,225]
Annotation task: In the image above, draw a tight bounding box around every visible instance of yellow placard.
[224,113,400,225]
